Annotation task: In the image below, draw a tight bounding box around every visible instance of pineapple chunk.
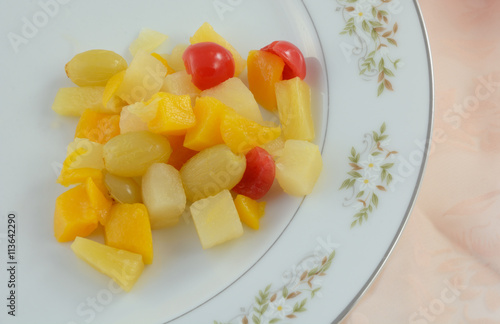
[275,140,322,196]
[65,138,104,170]
[180,144,246,202]
[190,22,246,76]
[275,77,315,141]
[71,237,144,292]
[160,71,201,106]
[190,190,244,249]
[116,50,168,104]
[164,44,188,72]
[142,163,186,229]
[52,87,104,116]
[200,78,263,123]
[129,28,168,56]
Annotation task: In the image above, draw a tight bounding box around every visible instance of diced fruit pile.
[52,23,323,291]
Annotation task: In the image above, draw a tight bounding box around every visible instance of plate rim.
[329,0,435,322]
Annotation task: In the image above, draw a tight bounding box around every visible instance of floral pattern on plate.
[339,123,398,227]
[336,0,402,96]
[215,250,336,324]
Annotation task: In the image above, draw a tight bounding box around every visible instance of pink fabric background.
[341,0,500,323]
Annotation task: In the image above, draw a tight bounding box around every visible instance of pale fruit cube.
[71,237,144,292]
[65,138,104,170]
[52,87,104,116]
[126,101,158,123]
[190,190,243,249]
[142,163,186,229]
[275,77,315,141]
[119,105,148,134]
[160,71,200,105]
[129,28,168,56]
[276,140,322,196]
[180,144,246,202]
[164,44,188,72]
[201,78,263,123]
[116,50,168,104]
[190,22,246,76]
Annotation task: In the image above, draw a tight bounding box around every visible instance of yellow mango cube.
[74,109,121,145]
[57,167,103,187]
[147,92,196,136]
[105,203,154,264]
[184,97,231,151]
[190,22,246,76]
[220,112,281,154]
[71,237,144,292]
[86,177,112,226]
[234,195,266,230]
[54,184,98,242]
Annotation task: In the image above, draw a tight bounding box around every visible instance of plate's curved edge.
[331,0,435,323]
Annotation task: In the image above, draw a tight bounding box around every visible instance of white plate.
[0,0,432,323]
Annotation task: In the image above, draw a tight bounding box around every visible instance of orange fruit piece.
[57,167,103,187]
[86,177,112,226]
[75,109,120,144]
[147,93,196,136]
[184,97,231,151]
[220,112,281,154]
[54,183,99,242]
[166,135,198,170]
[234,195,266,230]
[247,50,284,111]
[104,203,153,264]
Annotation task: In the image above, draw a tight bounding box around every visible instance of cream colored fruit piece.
[180,144,246,202]
[65,138,104,170]
[71,237,144,292]
[129,28,168,56]
[116,50,168,104]
[201,77,263,123]
[275,140,323,196]
[119,105,149,134]
[275,77,315,141]
[164,44,188,72]
[142,163,186,229]
[160,71,200,106]
[190,189,243,249]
